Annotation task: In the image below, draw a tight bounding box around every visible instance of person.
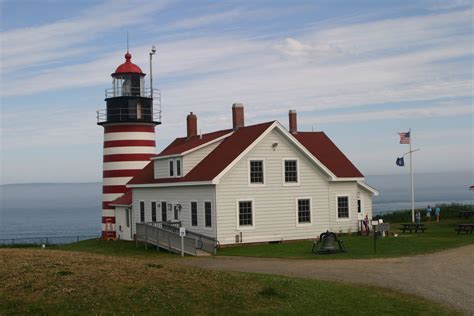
[363,214,370,236]
[435,207,441,223]
[426,205,432,222]
[415,210,421,225]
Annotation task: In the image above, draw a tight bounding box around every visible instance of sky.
[0,0,472,184]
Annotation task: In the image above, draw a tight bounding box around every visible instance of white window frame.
[282,158,300,186]
[190,200,198,227]
[336,195,351,221]
[151,200,157,222]
[160,200,168,222]
[169,158,183,178]
[295,197,312,227]
[139,200,145,223]
[203,201,213,229]
[168,160,174,177]
[247,158,266,186]
[236,199,255,230]
[357,198,364,214]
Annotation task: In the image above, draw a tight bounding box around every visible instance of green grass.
[0,248,460,315]
[218,219,474,259]
[53,239,175,258]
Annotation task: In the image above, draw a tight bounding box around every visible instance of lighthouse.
[97,51,160,239]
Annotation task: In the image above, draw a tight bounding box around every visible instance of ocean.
[1,171,472,240]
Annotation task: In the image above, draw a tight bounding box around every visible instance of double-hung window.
[191,202,198,226]
[168,158,182,177]
[337,196,349,219]
[169,160,174,177]
[176,159,182,176]
[297,199,311,224]
[284,160,298,183]
[238,201,253,227]
[151,201,157,222]
[161,201,167,222]
[139,201,145,222]
[249,160,264,184]
[205,202,212,227]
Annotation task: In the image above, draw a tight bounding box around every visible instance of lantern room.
[97,52,161,126]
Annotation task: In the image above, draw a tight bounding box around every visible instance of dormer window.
[169,160,174,177]
[168,158,183,177]
[176,159,182,177]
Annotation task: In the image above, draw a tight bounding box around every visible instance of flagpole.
[409,128,415,223]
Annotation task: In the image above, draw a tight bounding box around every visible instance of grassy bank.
[218,219,473,259]
[0,248,459,315]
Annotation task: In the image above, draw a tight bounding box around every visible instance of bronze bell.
[319,233,337,253]
[313,230,346,254]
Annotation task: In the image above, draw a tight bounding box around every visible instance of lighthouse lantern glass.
[112,75,144,97]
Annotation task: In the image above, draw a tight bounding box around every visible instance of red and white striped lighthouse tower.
[97,51,160,239]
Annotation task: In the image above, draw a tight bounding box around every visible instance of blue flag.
[396,157,405,166]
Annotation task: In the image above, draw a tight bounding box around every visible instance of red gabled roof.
[157,129,233,157]
[294,132,363,178]
[109,190,132,206]
[128,121,274,185]
[127,122,363,186]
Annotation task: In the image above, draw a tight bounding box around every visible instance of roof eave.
[127,181,214,188]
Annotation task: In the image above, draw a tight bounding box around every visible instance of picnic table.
[399,223,426,233]
[458,211,474,219]
[455,223,474,234]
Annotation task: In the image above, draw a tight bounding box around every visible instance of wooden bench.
[399,223,426,233]
[455,224,474,234]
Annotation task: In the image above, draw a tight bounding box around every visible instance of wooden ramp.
[136,222,219,256]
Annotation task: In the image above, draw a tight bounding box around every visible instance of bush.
[374,203,473,222]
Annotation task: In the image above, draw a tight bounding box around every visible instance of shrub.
[374,203,472,222]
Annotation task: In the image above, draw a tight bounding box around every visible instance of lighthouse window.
[169,160,174,177]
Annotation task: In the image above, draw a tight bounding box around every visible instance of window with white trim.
[249,160,264,184]
[176,159,182,176]
[284,160,298,183]
[140,201,145,222]
[161,201,167,221]
[169,160,174,177]
[239,201,253,226]
[151,201,157,222]
[297,199,311,223]
[338,196,349,219]
[191,202,198,226]
[205,202,212,227]
[125,208,130,227]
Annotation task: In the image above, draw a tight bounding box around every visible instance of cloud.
[275,38,342,57]
[0,0,169,73]
[300,104,473,125]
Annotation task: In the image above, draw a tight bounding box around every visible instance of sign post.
[373,222,390,254]
[179,227,186,257]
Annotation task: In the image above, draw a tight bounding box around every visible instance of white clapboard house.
[110,104,378,245]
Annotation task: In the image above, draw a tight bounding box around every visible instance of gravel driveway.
[183,245,474,314]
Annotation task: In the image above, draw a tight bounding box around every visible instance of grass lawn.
[52,239,176,258]
[217,219,474,259]
[0,248,460,315]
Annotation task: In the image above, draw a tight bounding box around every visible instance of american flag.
[398,131,410,144]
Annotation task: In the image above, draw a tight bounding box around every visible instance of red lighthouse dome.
[112,52,145,76]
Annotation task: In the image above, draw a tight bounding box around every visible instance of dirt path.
[183,245,474,314]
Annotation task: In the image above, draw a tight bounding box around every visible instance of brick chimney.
[187,112,197,138]
[289,110,297,134]
[232,103,244,130]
